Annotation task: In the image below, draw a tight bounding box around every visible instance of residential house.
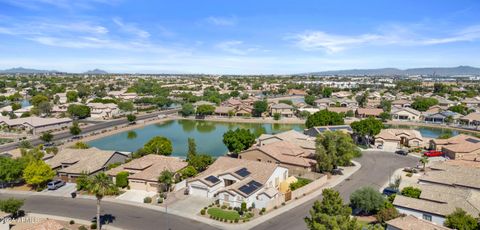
[0,116,72,135]
[386,215,451,230]
[187,157,288,209]
[288,89,307,96]
[429,134,480,161]
[239,140,316,172]
[270,103,294,118]
[193,101,215,109]
[303,125,353,137]
[257,130,316,150]
[374,129,424,150]
[423,111,462,124]
[391,107,422,121]
[47,147,129,182]
[356,108,384,118]
[214,106,235,116]
[87,103,121,119]
[314,98,357,108]
[393,163,480,225]
[391,99,412,108]
[107,155,188,192]
[331,91,352,98]
[459,112,480,126]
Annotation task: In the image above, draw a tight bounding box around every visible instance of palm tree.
[88,173,118,230]
[158,170,174,193]
[420,156,429,175]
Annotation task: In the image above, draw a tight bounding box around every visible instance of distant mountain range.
[84,69,108,74]
[0,67,60,74]
[306,66,480,76]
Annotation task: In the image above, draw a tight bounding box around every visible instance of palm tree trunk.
[97,198,101,230]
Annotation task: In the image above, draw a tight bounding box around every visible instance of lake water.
[88,119,305,157]
[385,125,460,138]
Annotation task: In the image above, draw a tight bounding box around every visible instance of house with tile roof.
[391,107,422,121]
[47,147,129,182]
[187,157,288,209]
[0,116,72,135]
[429,134,480,161]
[270,103,294,118]
[356,108,384,118]
[374,129,424,150]
[393,162,480,225]
[107,154,188,192]
[459,112,480,126]
[386,215,451,230]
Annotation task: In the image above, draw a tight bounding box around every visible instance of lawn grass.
[207,208,240,220]
[289,177,312,191]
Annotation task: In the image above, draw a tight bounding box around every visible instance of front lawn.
[207,208,240,220]
[289,177,312,191]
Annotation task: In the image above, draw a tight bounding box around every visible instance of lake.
[88,119,305,158]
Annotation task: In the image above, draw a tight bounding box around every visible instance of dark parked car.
[382,187,399,196]
[395,149,408,155]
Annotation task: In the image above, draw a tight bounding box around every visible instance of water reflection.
[127,131,137,139]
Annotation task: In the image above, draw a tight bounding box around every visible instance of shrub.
[406,172,413,177]
[350,187,386,214]
[401,187,421,199]
[282,202,286,206]
[234,219,239,223]
[90,223,97,229]
[200,209,206,215]
[78,226,88,230]
[70,220,75,225]
[115,171,129,188]
[221,205,227,209]
[143,197,152,203]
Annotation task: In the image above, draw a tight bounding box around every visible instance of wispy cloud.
[216,40,259,55]
[205,16,237,26]
[113,17,150,39]
[291,24,480,53]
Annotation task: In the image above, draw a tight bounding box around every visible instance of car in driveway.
[47,180,66,190]
[395,149,408,156]
[382,187,399,196]
[423,150,443,157]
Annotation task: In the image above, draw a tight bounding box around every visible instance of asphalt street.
[0,109,179,152]
[0,151,418,230]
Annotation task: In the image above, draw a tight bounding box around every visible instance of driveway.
[42,183,76,196]
[168,195,214,215]
[116,189,157,203]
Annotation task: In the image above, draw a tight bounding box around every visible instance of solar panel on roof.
[235,168,251,177]
[238,180,263,195]
[466,138,480,143]
[205,175,220,184]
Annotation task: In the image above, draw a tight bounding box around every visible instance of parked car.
[332,168,344,175]
[47,180,66,190]
[423,150,443,157]
[395,149,408,156]
[382,187,399,196]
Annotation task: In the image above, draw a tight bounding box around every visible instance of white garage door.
[190,185,208,197]
[383,142,399,152]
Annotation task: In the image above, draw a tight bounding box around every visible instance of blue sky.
[0,0,480,74]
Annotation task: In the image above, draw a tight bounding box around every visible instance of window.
[224,194,229,202]
[422,214,432,221]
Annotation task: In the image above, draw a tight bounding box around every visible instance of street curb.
[27,213,122,230]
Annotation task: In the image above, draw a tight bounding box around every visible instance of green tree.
[11,102,21,111]
[67,104,91,119]
[350,187,386,214]
[0,198,24,217]
[448,104,472,116]
[305,95,316,106]
[222,128,256,154]
[187,138,197,161]
[70,122,82,136]
[305,110,344,128]
[143,136,173,155]
[376,201,399,223]
[180,103,195,117]
[411,97,438,112]
[19,140,33,149]
[0,157,26,184]
[305,189,359,230]
[379,112,391,122]
[30,94,49,107]
[356,92,368,108]
[22,160,55,190]
[380,100,392,112]
[273,113,281,120]
[322,87,333,98]
[252,100,268,117]
[115,171,129,188]
[188,154,213,172]
[126,114,136,123]
[158,170,174,192]
[76,172,91,191]
[37,101,52,115]
[419,156,429,174]
[118,101,135,112]
[66,91,78,103]
[315,131,361,173]
[179,166,198,179]
[72,141,89,149]
[350,117,383,145]
[40,132,53,143]
[196,104,215,116]
[401,186,421,198]
[444,208,479,230]
[87,173,118,230]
